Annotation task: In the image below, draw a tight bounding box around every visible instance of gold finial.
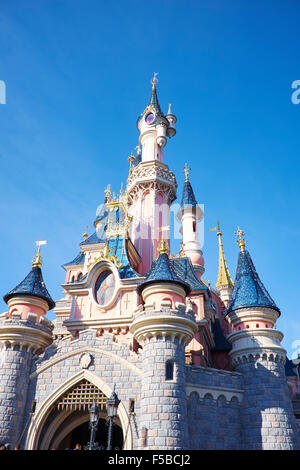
[32,240,47,268]
[183,163,191,182]
[179,242,185,257]
[128,151,135,174]
[120,182,124,196]
[236,226,246,253]
[104,184,111,203]
[83,225,88,241]
[135,145,141,156]
[167,103,172,114]
[151,72,158,88]
[159,235,169,255]
[209,222,233,289]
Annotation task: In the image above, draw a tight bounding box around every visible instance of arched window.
[165,360,174,381]
[77,272,82,281]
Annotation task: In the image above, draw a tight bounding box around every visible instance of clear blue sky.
[0,0,299,357]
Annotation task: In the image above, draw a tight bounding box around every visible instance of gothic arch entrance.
[26,370,132,450]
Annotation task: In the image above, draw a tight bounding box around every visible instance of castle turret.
[127,76,177,273]
[130,240,197,449]
[177,165,204,273]
[213,221,234,308]
[0,244,54,448]
[225,229,299,450]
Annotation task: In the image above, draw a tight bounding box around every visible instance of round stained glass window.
[94,270,115,306]
[145,112,155,124]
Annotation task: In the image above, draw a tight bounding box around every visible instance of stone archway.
[26,370,132,450]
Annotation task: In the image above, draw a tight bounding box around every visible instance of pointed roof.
[3,266,55,310]
[216,229,233,289]
[137,251,191,296]
[180,180,198,209]
[226,249,280,315]
[137,81,165,125]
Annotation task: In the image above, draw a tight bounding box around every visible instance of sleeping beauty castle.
[0,76,300,450]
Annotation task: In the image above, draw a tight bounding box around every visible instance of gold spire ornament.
[104,184,111,203]
[210,222,233,289]
[236,226,246,253]
[183,163,191,182]
[151,72,158,88]
[128,151,135,175]
[32,240,47,268]
[135,145,141,156]
[159,235,169,255]
[83,226,88,241]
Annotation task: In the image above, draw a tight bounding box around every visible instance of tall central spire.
[216,223,233,290]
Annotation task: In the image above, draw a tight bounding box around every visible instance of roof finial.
[151,72,158,89]
[159,235,169,255]
[32,240,47,268]
[183,163,191,182]
[236,226,246,253]
[104,184,111,203]
[135,145,141,156]
[128,151,135,174]
[209,222,233,289]
[83,225,88,241]
[167,103,172,114]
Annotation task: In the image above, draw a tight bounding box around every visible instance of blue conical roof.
[137,84,165,125]
[180,180,198,209]
[226,250,280,315]
[137,252,191,296]
[3,266,55,310]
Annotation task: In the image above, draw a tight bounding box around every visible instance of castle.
[0,77,299,450]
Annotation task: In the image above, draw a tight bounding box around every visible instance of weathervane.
[32,240,47,268]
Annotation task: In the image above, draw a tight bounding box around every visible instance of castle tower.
[127,76,178,274]
[0,244,54,447]
[225,229,299,450]
[130,240,197,449]
[177,165,204,275]
[214,221,234,308]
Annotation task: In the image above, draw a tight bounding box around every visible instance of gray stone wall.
[23,330,142,449]
[235,356,300,450]
[0,344,34,447]
[138,336,188,450]
[186,365,243,449]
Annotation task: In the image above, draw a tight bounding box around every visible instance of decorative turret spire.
[226,238,280,315]
[210,221,233,290]
[3,242,55,310]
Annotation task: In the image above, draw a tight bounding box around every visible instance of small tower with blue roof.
[0,244,53,448]
[177,164,204,272]
[130,239,197,449]
[225,228,299,450]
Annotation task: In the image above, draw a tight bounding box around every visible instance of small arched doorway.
[37,379,124,450]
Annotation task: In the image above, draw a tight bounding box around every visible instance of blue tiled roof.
[211,318,231,352]
[137,252,191,295]
[180,180,198,209]
[285,358,298,377]
[107,236,139,279]
[3,266,55,310]
[79,231,105,246]
[137,85,165,125]
[226,250,280,315]
[62,251,85,268]
[170,257,208,292]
